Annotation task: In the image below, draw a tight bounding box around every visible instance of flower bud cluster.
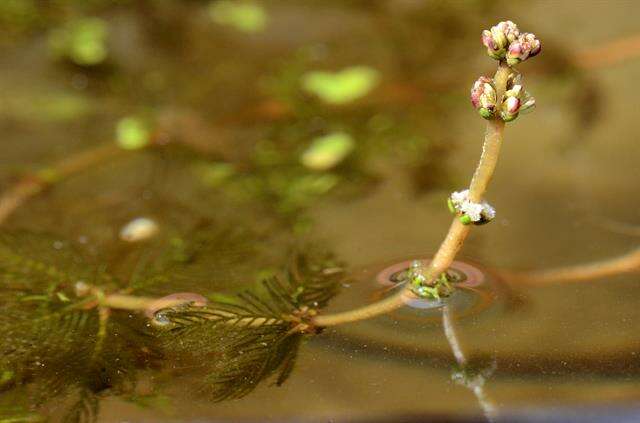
[447,189,495,225]
[470,74,535,122]
[481,21,541,65]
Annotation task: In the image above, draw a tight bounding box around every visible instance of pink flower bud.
[506,33,541,65]
[522,32,542,57]
[494,21,520,43]
[470,76,493,108]
[470,76,497,119]
[505,96,520,114]
[481,30,497,51]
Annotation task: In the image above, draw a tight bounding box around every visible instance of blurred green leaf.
[116,117,150,150]
[301,66,380,105]
[301,132,355,171]
[48,17,109,66]
[209,1,267,33]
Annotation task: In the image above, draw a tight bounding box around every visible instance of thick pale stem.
[313,63,512,328]
[469,62,509,202]
[101,293,158,310]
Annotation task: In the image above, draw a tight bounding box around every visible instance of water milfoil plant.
[0,20,545,420]
[312,20,541,326]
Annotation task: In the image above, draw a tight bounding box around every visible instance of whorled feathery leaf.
[155,253,346,401]
[59,389,99,423]
[0,231,162,422]
[0,232,115,302]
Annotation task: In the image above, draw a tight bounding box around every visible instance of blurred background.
[1,1,640,422]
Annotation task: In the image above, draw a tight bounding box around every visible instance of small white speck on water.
[119,217,159,242]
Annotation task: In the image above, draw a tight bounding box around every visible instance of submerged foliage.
[0,232,163,420]
[0,230,346,418]
[156,254,345,401]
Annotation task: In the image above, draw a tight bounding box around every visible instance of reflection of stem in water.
[313,63,511,328]
[0,144,123,225]
[442,305,497,422]
[506,247,640,286]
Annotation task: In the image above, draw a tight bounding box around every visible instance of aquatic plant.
[0,213,343,413]
[87,21,544,406]
[0,21,545,415]
[7,14,639,422]
[0,233,161,421]
[312,20,541,326]
[154,254,343,401]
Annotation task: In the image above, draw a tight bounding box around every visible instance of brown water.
[1,1,640,422]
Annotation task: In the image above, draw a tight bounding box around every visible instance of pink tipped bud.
[523,32,542,57]
[470,76,497,119]
[506,32,541,65]
[481,30,497,50]
[495,21,520,43]
[489,26,508,50]
[500,77,535,122]
[504,96,520,114]
[506,41,526,65]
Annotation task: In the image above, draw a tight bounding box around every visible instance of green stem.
[313,62,512,328]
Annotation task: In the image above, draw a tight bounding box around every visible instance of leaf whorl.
[156,253,346,401]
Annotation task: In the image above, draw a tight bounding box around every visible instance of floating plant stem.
[505,247,640,286]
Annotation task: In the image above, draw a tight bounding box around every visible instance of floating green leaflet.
[116,117,150,150]
[209,1,267,33]
[48,17,108,66]
[301,132,355,171]
[301,66,380,104]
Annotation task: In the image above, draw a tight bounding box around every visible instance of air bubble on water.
[151,312,172,329]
